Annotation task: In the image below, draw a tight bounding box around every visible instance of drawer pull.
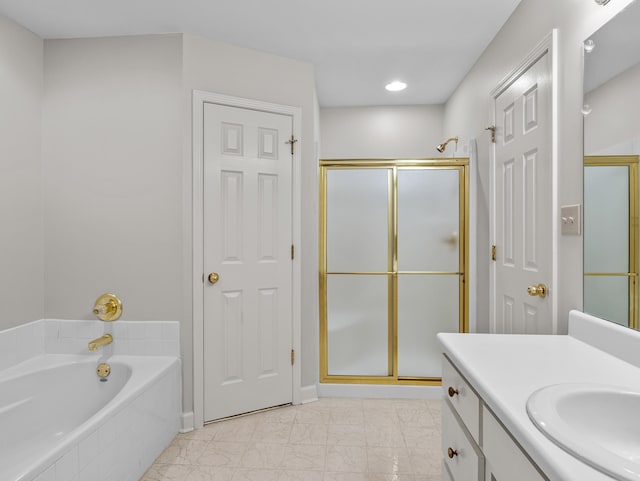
[448,386,459,397]
[447,447,458,459]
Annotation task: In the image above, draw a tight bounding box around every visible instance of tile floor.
[141,397,442,481]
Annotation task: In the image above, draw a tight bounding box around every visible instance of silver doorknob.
[208,272,220,284]
[527,283,547,298]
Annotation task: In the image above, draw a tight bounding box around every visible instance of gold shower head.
[436,136,459,153]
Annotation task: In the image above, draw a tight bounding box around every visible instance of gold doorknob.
[447,447,458,459]
[208,272,220,284]
[527,283,547,298]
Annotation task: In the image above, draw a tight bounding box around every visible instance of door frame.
[192,90,302,428]
[489,30,559,334]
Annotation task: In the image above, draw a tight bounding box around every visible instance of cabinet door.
[483,406,548,481]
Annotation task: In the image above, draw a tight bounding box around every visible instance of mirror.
[583,0,640,330]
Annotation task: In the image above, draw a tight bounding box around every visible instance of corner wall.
[442,0,635,333]
[0,15,44,330]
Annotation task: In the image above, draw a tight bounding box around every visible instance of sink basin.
[527,383,640,481]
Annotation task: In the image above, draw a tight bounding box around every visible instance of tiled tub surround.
[0,319,181,481]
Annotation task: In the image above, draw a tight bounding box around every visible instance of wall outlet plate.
[561,204,581,235]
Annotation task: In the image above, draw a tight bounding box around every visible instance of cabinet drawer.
[442,399,484,481]
[483,406,548,481]
[442,355,481,442]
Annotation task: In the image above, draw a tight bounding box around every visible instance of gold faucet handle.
[93,293,123,321]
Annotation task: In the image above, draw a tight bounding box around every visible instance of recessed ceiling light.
[385,81,407,92]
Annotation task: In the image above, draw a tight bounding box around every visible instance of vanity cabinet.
[441,355,548,481]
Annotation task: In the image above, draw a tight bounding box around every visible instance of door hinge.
[291,244,295,260]
[491,245,497,261]
[285,135,298,155]
[291,349,295,365]
[485,125,496,143]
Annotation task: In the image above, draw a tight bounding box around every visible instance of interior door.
[203,102,293,421]
[492,51,553,334]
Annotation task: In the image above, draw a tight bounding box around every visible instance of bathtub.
[0,353,181,481]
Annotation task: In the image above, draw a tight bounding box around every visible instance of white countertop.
[437,311,640,481]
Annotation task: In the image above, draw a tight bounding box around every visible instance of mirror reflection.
[583,0,640,330]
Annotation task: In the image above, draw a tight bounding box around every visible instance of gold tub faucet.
[88,334,113,351]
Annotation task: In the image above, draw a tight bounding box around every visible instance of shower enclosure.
[319,158,468,385]
[584,155,638,329]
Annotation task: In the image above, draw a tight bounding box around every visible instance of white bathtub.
[0,354,181,481]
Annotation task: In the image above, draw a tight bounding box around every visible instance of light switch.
[561,204,581,235]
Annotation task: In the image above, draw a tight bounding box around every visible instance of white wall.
[443,0,636,333]
[181,34,318,411]
[320,105,444,159]
[0,15,44,330]
[585,62,640,155]
[41,33,318,415]
[43,35,184,322]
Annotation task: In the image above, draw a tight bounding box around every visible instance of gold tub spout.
[88,334,113,351]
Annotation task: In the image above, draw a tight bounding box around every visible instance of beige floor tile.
[231,468,281,481]
[211,417,258,443]
[280,444,326,470]
[252,422,293,444]
[326,445,367,472]
[366,447,413,474]
[323,397,364,408]
[278,470,324,481]
[156,439,209,465]
[289,424,328,445]
[258,406,298,424]
[329,406,365,425]
[197,441,245,467]
[365,424,405,447]
[326,424,367,446]
[323,473,369,481]
[367,475,417,481]
[363,406,400,425]
[143,398,443,481]
[178,425,218,442]
[240,443,286,469]
[295,405,331,424]
[141,464,193,481]
[183,466,235,481]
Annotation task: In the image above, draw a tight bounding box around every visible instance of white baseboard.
[317,383,442,400]
[299,384,319,404]
[180,411,194,433]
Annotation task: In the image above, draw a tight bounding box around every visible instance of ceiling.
[0,0,523,107]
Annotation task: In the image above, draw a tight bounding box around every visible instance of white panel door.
[203,103,293,421]
[492,52,553,334]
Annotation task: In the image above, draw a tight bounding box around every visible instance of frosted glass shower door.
[320,159,468,384]
[584,159,638,329]
[397,168,463,378]
[324,168,391,376]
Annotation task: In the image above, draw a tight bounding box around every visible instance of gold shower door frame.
[319,158,469,385]
[584,155,639,330]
